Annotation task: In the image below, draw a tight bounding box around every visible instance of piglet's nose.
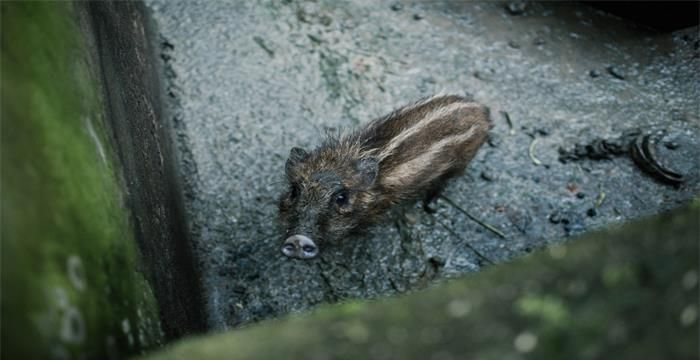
[282,235,318,259]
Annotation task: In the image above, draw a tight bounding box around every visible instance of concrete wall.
[1,2,203,358]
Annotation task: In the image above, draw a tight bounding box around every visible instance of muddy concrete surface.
[144,0,699,329]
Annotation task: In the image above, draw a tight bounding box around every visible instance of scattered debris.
[559,130,686,187]
[664,141,680,150]
[606,65,626,80]
[594,191,606,208]
[481,171,495,182]
[307,34,323,44]
[473,70,494,81]
[528,138,543,166]
[548,211,562,224]
[558,130,640,162]
[487,132,502,148]
[390,3,403,11]
[252,36,274,57]
[630,133,685,186]
[505,1,527,16]
[549,210,587,235]
[499,110,515,135]
[439,195,507,239]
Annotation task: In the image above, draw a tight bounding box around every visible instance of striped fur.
[356,95,490,197]
[280,94,491,257]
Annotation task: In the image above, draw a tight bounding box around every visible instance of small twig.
[439,195,506,239]
[435,217,495,265]
[594,191,606,208]
[499,110,515,135]
[252,36,275,57]
[529,138,543,166]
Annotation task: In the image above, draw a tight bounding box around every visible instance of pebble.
[536,127,550,136]
[481,171,495,182]
[487,133,502,148]
[508,40,521,49]
[319,15,333,26]
[413,13,424,20]
[533,38,545,46]
[606,65,626,80]
[576,192,586,199]
[506,1,527,15]
[564,222,586,236]
[390,3,403,11]
[589,69,601,78]
[664,141,680,150]
[548,212,562,224]
[586,208,597,217]
[475,68,497,82]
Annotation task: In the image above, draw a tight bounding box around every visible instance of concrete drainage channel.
[1,1,698,359]
[2,2,204,358]
[146,0,699,330]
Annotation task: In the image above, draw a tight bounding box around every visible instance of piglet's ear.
[289,147,309,163]
[355,157,378,188]
[286,147,309,173]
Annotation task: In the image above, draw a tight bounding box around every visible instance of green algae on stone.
[1,2,163,358]
[139,203,698,360]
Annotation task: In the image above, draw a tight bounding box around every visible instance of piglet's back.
[356,94,491,191]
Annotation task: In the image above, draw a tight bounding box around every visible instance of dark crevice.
[84,2,206,338]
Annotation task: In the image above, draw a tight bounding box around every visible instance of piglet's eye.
[335,191,349,206]
[290,185,299,199]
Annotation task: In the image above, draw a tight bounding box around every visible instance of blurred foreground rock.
[1,2,203,358]
[140,201,699,360]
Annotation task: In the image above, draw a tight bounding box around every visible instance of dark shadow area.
[85,2,206,338]
[585,1,699,32]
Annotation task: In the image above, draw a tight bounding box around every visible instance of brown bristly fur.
[279,94,491,256]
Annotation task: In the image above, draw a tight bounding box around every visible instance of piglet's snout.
[281,234,318,259]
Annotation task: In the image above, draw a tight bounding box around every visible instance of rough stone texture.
[2,2,203,358]
[145,0,700,329]
[141,201,700,360]
[1,3,164,358]
[85,1,206,338]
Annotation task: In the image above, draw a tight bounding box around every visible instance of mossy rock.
[140,201,699,360]
[1,2,163,358]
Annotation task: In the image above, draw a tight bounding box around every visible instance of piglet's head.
[278,146,378,259]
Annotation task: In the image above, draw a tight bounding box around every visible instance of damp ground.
[145,1,700,329]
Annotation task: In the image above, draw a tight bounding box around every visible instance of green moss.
[140,204,698,360]
[515,294,570,326]
[1,2,163,358]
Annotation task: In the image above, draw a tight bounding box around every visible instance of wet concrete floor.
[146,0,699,329]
